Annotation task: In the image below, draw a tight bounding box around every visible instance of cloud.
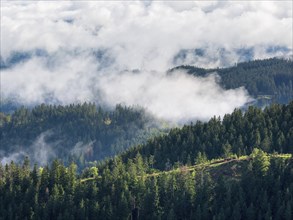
[0,1,290,121]
[1,55,252,122]
[2,53,100,104]
[1,1,291,69]
[97,70,252,122]
[0,131,56,166]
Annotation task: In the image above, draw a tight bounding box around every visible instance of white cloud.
[97,70,251,122]
[0,1,291,122]
[2,53,99,104]
[1,1,291,69]
[1,56,252,122]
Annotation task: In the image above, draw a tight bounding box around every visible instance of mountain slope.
[0,151,292,219]
[0,103,165,167]
[172,58,293,104]
[0,102,292,219]
[115,102,293,170]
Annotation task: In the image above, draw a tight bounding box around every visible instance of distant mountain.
[172,58,293,104]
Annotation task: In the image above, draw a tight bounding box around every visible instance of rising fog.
[0,131,57,166]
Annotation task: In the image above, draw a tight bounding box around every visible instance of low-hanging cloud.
[1,55,251,122]
[0,1,290,122]
[97,70,251,122]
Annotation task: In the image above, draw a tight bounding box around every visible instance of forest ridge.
[0,101,292,219]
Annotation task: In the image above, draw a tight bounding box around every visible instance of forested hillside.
[172,58,293,104]
[0,103,164,168]
[0,102,292,219]
[1,59,292,219]
[0,150,291,219]
[1,1,292,219]
[118,102,293,170]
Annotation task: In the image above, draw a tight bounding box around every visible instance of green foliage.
[118,102,293,170]
[0,103,164,168]
[222,143,233,158]
[173,58,293,104]
[195,152,208,165]
[0,99,292,219]
[250,148,270,176]
[1,153,292,219]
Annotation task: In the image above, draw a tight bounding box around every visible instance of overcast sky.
[1,1,292,122]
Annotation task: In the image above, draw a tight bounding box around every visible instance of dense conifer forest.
[0,103,164,168]
[0,58,292,219]
[119,102,293,170]
[173,58,293,104]
[0,102,292,219]
[2,1,293,219]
